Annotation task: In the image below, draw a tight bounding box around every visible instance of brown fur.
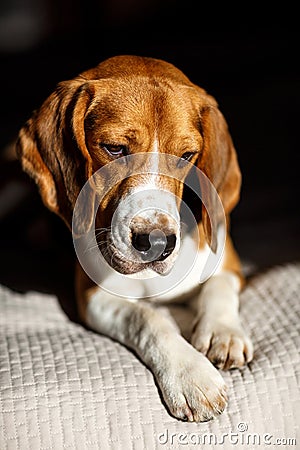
[16,54,243,285]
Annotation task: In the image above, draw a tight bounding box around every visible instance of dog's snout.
[132,231,177,261]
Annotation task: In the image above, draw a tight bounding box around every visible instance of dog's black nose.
[132,233,152,252]
[157,233,176,261]
[132,232,176,261]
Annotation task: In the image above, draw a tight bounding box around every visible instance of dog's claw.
[191,317,253,370]
[157,340,228,422]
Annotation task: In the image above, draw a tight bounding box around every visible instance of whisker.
[94,226,111,232]
[84,240,107,253]
[94,227,111,238]
[110,249,117,267]
[82,233,104,250]
[83,227,112,254]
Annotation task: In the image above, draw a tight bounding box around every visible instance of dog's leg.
[191,237,253,370]
[76,264,227,422]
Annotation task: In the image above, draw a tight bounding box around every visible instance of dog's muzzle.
[100,186,181,275]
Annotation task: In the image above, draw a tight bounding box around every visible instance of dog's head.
[17,55,241,276]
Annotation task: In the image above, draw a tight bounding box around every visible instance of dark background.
[0,0,299,312]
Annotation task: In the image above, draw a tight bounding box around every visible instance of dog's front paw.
[191,316,253,370]
[157,340,228,422]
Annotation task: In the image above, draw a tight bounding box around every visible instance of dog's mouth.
[97,230,178,276]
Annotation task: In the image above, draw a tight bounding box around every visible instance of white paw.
[191,315,253,370]
[156,339,228,422]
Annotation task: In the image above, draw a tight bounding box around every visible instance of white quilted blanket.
[0,263,299,450]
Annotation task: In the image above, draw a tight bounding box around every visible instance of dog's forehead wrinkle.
[88,76,199,132]
[85,88,203,162]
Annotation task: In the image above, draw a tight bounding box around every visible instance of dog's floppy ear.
[197,98,241,252]
[16,79,95,236]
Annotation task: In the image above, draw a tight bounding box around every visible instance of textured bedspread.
[0,263,299,449]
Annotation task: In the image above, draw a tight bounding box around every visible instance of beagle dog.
[17,55,253,422]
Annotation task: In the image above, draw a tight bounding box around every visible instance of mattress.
[0,262,299,449]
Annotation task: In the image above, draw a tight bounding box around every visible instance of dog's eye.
[177,152,196,168]
[100,143,128,157]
